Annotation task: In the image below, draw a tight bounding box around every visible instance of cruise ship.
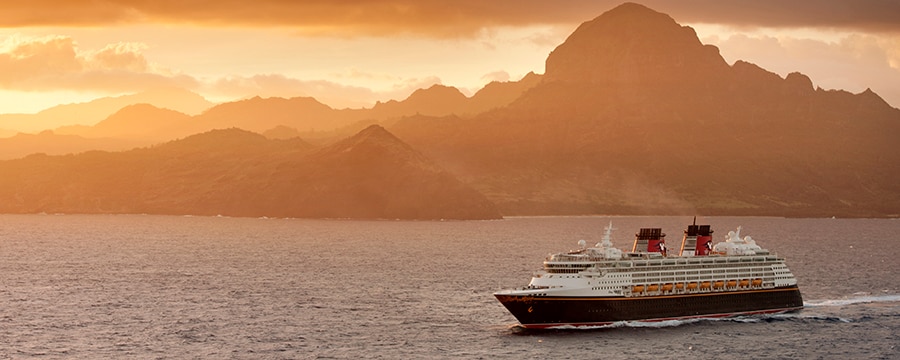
[494,220,803,329]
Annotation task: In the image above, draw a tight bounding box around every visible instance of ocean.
[0,214,897,359]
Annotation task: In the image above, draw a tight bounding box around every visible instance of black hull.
[495,286,803,329]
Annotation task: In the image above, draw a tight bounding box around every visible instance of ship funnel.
[680,222,714,256]
[633,228,667,256]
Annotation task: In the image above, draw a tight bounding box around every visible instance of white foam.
[545,316,758,330]
[804,294,900,307]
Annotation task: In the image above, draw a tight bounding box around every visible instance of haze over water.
[0,215,897,359]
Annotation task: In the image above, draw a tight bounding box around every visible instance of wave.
[510,311,855,332]
[767,313,852,323]
[804,294,900,307]
[511,317,762,331]
[544,319,709,330]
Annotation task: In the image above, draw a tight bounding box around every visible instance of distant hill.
[0,126,500,220]
[391,2,900,218]
[0,130,142,161]
[0,75,541,159]
[467,72,543,114]
[248,125,500,219]
[0,87,214,133]
[0,104,196,160]
[262,125,303,140]
[58,103,196,140]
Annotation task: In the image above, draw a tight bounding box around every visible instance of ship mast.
[600,221,615,249]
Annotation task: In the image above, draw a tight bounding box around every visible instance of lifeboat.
[700,281,711,289]
[713,280,725,288]
[752,279,763,286]
[675,283,685,290]
[726,280,737,288]
[687,282,698,290]
[647,285,659,292]
[632,285,645,293]
[739,279,750,287]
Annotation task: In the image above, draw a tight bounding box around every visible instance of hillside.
[0,74,541,160]
[390,2,900,217]
[0,88,213,132]
[0,126,500,220]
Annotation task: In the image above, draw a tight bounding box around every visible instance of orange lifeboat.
[675,283,685,290]
[662,283,673,292]
[647,285,659,292]
[700,282,711,289]
[632,285,645,293]
[713,280,725,289]
[726,280,737,288]
[687,282,698,290]
[752,279,763,286]
[739,279,750,287]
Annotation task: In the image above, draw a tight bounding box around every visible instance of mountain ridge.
[389,2,900,218]
[0,88,214,133]
[0,2,897,218]
[0,125,500,220]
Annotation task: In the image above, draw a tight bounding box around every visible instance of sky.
[0,0,899,114]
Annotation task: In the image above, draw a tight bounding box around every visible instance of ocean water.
[0,214,897,359]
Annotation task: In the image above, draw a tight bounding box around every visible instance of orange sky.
[1,0,899,114]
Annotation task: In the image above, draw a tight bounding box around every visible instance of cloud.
[0,35,81,83]
[480,71,510,83]
[88,42,149,72]
[0,33,451,109]
[0,34,197,92]
[656,0,900,34]
[6,1,898,37]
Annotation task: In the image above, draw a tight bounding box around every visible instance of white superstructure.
[504,222,799,298]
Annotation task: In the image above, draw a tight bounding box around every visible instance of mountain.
[59,104,196,140]
[467,72,543,114]
[0,130,141,161]
[247,125,500,219]
[544,2,728,90]
[369,79,544,120]
[0,126,500,220]
[2,2,897,218]
[262,125,303,139]
[0,73,541,163]
[0,104,194,160]
[186,81,543,138]
[369,85,470,118]
[0,88,214,133]
[194,96,341,133]
[391,2,900,218]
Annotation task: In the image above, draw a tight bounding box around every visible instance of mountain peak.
[316,125,422,164]
[544,2,727,87]
[300,124,501,219]
[408,84,466,100]
[370,84,469,117]
[603,2,664,18]
[403,85,468,110]
[340,124,403,149]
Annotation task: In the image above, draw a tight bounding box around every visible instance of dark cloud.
[2,1,898,35]
[652,0,900,33]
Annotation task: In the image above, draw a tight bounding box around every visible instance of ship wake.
[507,309,864,332]
[803,293,900,308]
